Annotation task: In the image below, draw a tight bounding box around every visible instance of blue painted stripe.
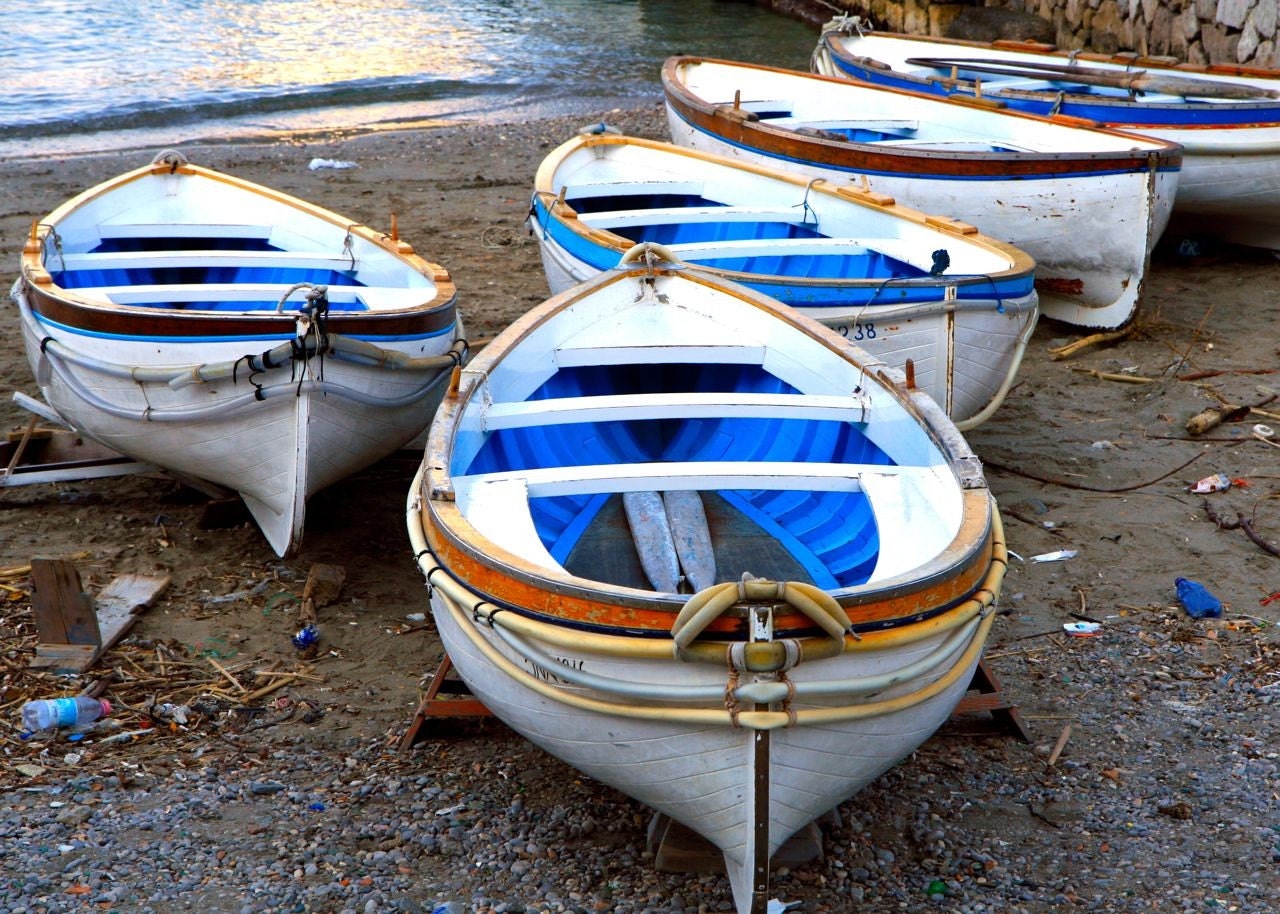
[537,188,1034,302]
[825,56,1280,129]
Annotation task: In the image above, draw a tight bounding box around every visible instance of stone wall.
[799,0,1277,67]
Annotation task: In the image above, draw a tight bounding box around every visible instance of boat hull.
[814,20,1280,250]
[428,558,989,913]
[16,282,456,555]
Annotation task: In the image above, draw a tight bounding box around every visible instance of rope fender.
[672,575,853,657]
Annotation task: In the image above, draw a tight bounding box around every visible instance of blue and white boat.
[814,16,1280,251]
[528,131,1038,428]
[15,151,466,556]
[407,245,1007,914]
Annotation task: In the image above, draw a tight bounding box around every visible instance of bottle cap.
[100,699,112,715]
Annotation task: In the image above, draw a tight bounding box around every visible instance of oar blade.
[664,489,717,593]
[623,490,681,593]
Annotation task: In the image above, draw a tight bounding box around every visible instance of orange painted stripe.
[422,497,994,638]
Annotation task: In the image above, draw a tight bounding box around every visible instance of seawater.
[0,0,820,160]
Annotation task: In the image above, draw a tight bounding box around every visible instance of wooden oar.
[904,55,1280,100]
[623,491,681,593]
[663,490,716,593]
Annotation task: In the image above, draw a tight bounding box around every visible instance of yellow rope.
[436,582,995,731]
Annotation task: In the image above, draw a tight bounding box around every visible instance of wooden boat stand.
[1,394,155,489]
[393,653,491,752]
[397,655,1032,750]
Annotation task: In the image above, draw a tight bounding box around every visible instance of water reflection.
[0,0,818,156]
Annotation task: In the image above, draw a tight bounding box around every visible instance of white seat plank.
[95,223,273,240]
[764,117,919,135]
[666,236,873,260]
[566,180,704,200]
[481,391,872,431]
[553,343,767,369]
[69,283,424,310]
[453,460,939,500]
[580,205,819,231]
[57,250,362,273]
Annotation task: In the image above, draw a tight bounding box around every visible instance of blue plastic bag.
[1175,577,1222,619]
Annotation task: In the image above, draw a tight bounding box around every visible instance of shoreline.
[0,93,662,166]
[3,102,1280,913]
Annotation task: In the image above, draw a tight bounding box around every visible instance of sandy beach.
[3,105,1280,912]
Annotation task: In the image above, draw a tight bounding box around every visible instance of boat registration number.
[831,321,879,341]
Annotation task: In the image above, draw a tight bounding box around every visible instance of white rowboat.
[530,130,1039,426]
[16,151,465,556]
[814,15,1280,252]
[664,55,1182,329]
[407,245,1006,913]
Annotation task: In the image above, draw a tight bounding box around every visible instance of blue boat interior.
[735,101,1025,153]
[567,190,928,286]
[462,361,889,591]
[49,234,370,312]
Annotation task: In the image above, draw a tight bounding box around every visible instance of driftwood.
[1186,391,1278,436]
[1179,369,1277,382]
[1050,329,1134,361]
[983,451,1204,493]
[1202,500,1280,559]
[1070,367,1156,384]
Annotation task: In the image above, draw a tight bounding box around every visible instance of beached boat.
[15,151,466,557]
[407,244,1006,914]
[529,130,1038,427]
[813,15,1280,251]
[664,55,1182,330]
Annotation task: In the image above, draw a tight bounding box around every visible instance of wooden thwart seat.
[580,205,818,231]
[56,250,366,273]
[664,237,875,260]
[762,117,920,135]
[480,391,873,430]
[95,223,273,240]
[453,460,938,499]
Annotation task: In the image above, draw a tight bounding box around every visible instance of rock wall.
[795,0,1277,67]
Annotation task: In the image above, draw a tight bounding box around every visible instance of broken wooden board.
[29,559,171,673]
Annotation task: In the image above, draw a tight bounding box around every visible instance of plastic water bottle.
[1174,577,1223,619]
[20,696,112,731]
